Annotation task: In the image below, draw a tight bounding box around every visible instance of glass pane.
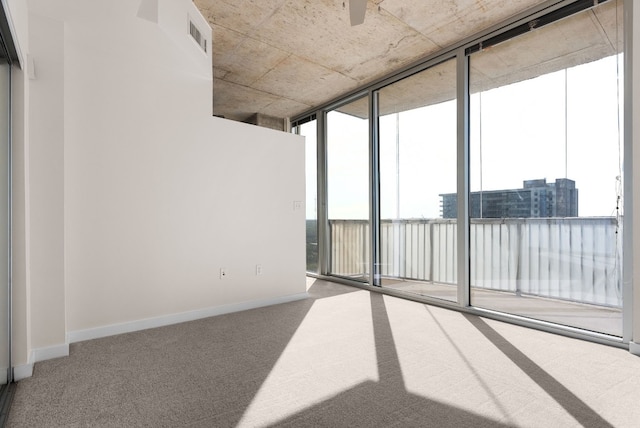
[469,1,623,336]
[378,59,457,302]
[327,97,369,282]
[299,120,318,273]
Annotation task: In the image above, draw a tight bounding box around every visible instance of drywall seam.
[136,0,158,23]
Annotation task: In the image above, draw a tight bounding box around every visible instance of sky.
[301,52,623,221]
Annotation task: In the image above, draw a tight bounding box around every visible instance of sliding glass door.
[377,59,458,302]
[469,0,623,335]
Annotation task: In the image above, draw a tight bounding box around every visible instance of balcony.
[316,217,622,336]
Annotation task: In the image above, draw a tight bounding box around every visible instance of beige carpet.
[7,278,640,427]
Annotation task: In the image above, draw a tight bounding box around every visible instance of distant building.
[440,178,578,218]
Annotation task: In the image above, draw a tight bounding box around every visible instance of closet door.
[0,60,9,385]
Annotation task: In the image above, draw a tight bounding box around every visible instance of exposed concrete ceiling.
[195,0,622,123]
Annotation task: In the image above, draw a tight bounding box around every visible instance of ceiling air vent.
[189,20,207,53]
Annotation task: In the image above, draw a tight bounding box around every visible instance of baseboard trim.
[630,341,640,356]
[13,362,33,381]
[33,343,69,362]
[67,292,310,344]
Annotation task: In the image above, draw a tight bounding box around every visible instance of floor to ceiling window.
[468,0,623,336]
[327,97,369,282]
[295,0,626,342]
[377,58,458,302]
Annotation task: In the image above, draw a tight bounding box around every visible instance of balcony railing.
[328,217,622,308]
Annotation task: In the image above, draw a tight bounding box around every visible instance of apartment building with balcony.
[440,178,579,218]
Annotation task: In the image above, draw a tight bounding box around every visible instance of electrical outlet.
[293,201,303,211]
[220,268,227,279]
[256,264,263,275]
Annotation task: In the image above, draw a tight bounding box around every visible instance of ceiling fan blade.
[349,0,367,26]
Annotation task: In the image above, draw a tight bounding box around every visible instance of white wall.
[3,0,31,372]
[28,10,66,352]
[631,0,640,354]
[18,0,305,362]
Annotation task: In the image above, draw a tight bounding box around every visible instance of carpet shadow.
[7,297,319,428]
[463,313,614,428]
[307,278,363,299]
[265,379,514,428]
[12,283,600,427]
[257,293,514,428]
